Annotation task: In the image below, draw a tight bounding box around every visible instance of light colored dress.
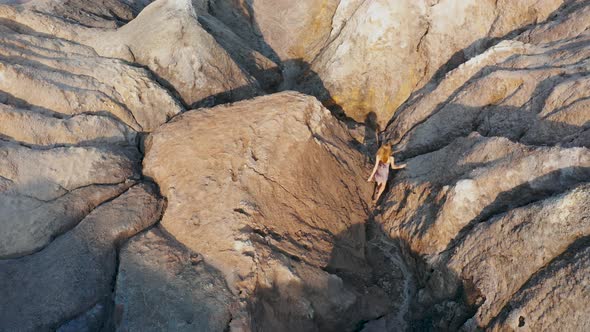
[374,162,389,183]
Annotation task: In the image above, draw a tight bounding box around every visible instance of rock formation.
[142,92,389,331]
[0,0,589,331]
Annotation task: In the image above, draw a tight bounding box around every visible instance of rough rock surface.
[0,0,281,109]
[488,240,590,332]
[0,0,589,331]
[3,0,566,125]
[210,0,567,126]
[88,0,280,107]
[115,228,235,331]
[0,184,163,331]
[0,22,182,132]
[0,5,173,331]
[143,92,400,330]
[375,2,590,330]
[19,0,154,28]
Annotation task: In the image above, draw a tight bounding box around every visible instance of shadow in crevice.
[392,68,590,162]
[374,134,590,326]
[195,3,371,141]
[206,0,281,65]
[443,166,590,258]
[183,57,356,128]
[389,104,590,241]
[99,225,236,332]
[249,220,476,332]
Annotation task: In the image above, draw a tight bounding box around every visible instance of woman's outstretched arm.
[389,156,406,170]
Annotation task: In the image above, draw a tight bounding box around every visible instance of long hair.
[377,144,392,164]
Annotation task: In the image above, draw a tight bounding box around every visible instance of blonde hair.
[376,144,392,164]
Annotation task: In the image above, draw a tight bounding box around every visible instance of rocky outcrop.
[18,0,153,28]
[143,92,402,330]
[0,22,182,131]
[88,0,281,107]
[0,184,163,331]
[114,228,235,331]
[0,8,171,331]
[375,2,590,329]
[449,184,590,329]
[488,240,590,331]
[0,0,281,109]
[210,0,567,127]
[0,15,176,262]
[1,0,589,331]
[0,0,575,125]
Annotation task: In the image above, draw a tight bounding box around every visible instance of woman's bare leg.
[375,182,386,201]
[372,183,382,201]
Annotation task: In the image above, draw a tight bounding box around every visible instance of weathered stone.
[488,242,590,332]
[144,91,395,330]
[0,182,133,258]
[115,228,235,331]
[300,0,564,126]
[0,184,163,332]
[0,104,136,147]
[0,22,183,132]
[20,0,153,28]
[0,1,589,331]
[90,0,266,107]
[448,184,590,327]
[56,302,107,332]
[374,3,590,329]
[0,140,139,201]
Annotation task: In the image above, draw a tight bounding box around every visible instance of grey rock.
[0,184,163,332]
[115,228,235,332]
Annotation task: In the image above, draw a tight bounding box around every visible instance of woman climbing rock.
[367,143,406,201]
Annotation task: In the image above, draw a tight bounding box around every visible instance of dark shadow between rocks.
[248,220,475,332]
[388,106,590,242]
[373,110,590,328]
[443,166,590,257]
[393,68,590,162]
[101,226,236,332]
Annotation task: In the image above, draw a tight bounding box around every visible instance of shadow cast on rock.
[248,221,474,332]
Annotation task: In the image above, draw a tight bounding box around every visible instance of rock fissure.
[2,1,590,331]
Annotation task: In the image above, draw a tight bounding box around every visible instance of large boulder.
[89,0,280,107]
[143,92,398,330]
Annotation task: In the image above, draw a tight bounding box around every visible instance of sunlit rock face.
[143,92,395,331]
[211,0,565,127]
[0,0,589,331]
[376,2,590,329]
